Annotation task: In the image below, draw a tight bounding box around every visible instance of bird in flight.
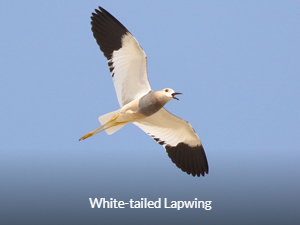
[80,6,209,177]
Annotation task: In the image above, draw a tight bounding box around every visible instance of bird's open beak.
[172,92,182,100]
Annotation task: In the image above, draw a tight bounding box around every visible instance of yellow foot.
[79,132,94,141]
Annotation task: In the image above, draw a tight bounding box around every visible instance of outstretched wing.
[133,108,209,177]
[91,6,151,107]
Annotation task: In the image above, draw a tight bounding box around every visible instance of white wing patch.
[133,108,201,148]
[110,32,151,107]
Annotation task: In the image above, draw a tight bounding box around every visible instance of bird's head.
[158,88,182,103]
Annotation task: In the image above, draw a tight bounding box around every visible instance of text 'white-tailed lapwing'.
[80,6,209,177]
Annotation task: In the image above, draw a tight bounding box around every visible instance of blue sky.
[1,1,299,224]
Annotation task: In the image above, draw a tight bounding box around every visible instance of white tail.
[98,110,126,135]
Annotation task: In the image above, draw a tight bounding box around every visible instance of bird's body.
[80,88,180,137]
[80,6,209,177]
[118,90,169,122]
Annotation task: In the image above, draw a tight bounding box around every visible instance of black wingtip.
[90,5,130,61]
[165,143,209,177]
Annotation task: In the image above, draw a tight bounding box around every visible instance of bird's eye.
[165,89,169,92]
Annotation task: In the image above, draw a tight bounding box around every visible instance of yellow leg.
[92,121,127,136]
[79,114,121,141]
